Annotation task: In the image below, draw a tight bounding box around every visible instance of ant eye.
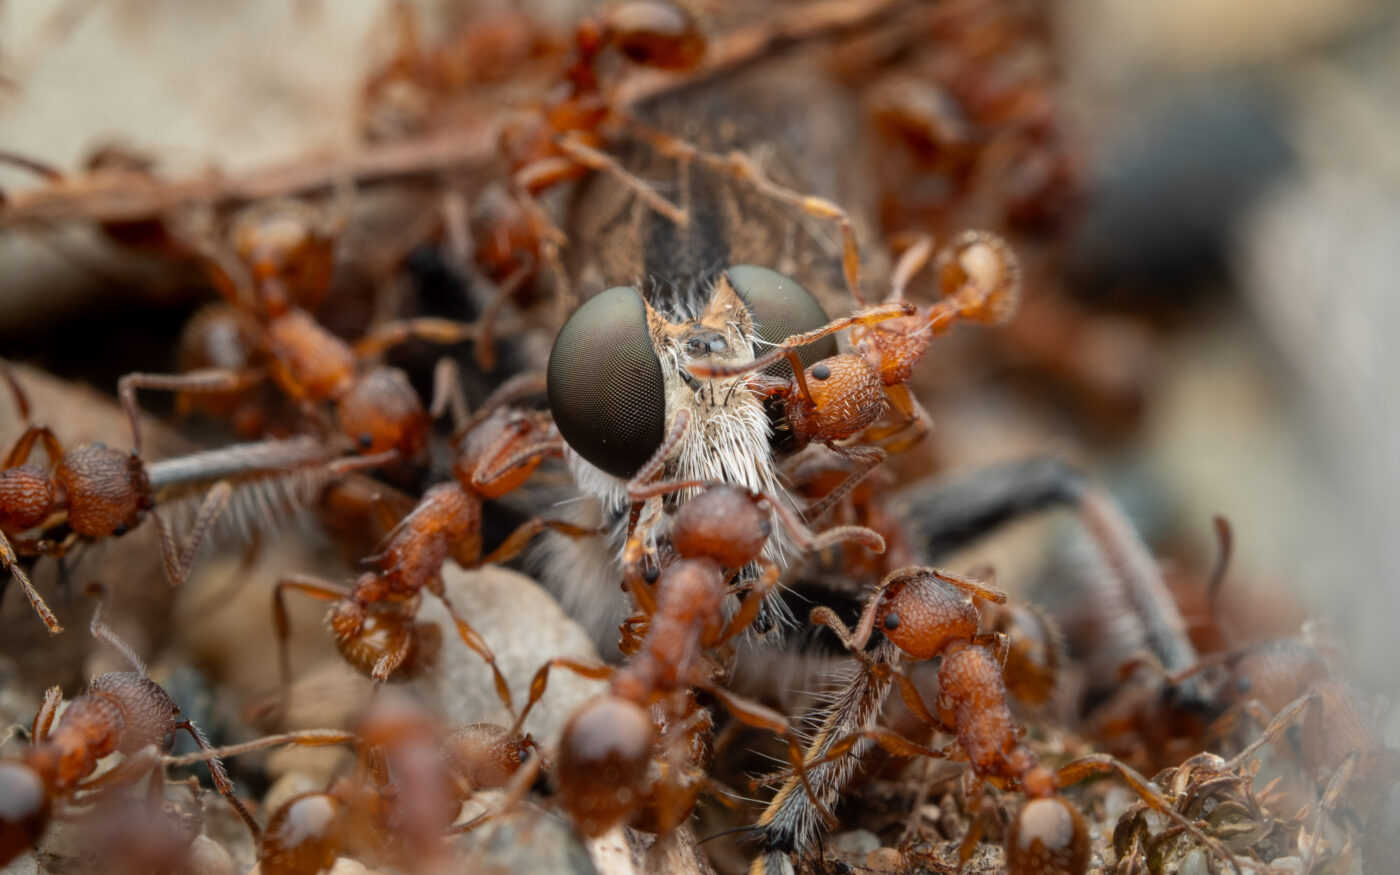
[548,286,666,479]
[358,433,374,449]
[112,523,129,537]
[884,612,901,631]
[726,265,838,375]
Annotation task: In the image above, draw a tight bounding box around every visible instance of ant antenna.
[85,581,147,675]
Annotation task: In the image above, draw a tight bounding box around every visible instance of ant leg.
[751,726,949,791]
[4,424,64,469]
[477,518,599,567]
[858,383,929,452]
[0,531,61,634]
[513,657,613,733]
[273,575,354,717]
[707,559,782,647]
[119,370,266,455]
[686,302,915,381]
[146,480,233,586]
[85,582,146,673]
[164,729,356,767]
[31,686,62,743]
[1056,754,1241,874]
[473,257,534,372]
[886,233,935,303]
[801,445,886,523]
[174,719,261,842]
[759,488,886,555]
[428,358,469,431]
[554,132,688,226]
[633,125,866,306]
[625,409,691,501]
[352,317,481,359]
[447,753,543,835]
[431,584,515,716]
[1301,749,1360,874]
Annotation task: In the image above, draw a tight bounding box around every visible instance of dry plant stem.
[0,0,917,229]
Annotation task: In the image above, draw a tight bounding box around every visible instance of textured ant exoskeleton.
[272,380,594,714]
[166,691,538,875]
[510,418,886,838]
[689,230,1021,457]
[0,364,232,634]
[119,198,481,460]
[0,584,257,866]
[749,566,1239,875]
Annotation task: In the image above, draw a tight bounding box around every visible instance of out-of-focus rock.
[455,804,596,875]
[414,564,608,746]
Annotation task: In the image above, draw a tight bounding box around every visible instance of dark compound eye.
[727,265,837,377]
[548,286,666,479]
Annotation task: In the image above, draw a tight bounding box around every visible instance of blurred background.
[0,0,1395,700]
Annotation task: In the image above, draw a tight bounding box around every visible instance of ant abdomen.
[259,792,343,875]
[0,762,49,866]
[1006,796,1090,875]
[671,486,769,568]
[557,695,656,837]
[56,445,149,537]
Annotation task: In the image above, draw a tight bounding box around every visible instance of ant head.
[557,695,656,837]
[1006,797,1089,875]
[230,201,335,313]
[870,571,979,660]
[0,761,50,866]
[336,366,427,457]
[444,723,537,792]
[460,409,551,499]
[672,486,769,568]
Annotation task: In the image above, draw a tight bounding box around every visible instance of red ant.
[119,198,481,460]
[272,377,594,715]
[749,566,1240,875]
[0,584,258,866]
[165,692,538,875]
[0,364,231,634]
[467,0,707,368]
[509,410,887,838]
[689,230,1021,459]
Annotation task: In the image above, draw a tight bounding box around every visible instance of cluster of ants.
[1,1,1396,874]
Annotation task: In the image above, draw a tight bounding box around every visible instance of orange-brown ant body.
[121,199,479,459]
[0,368,230,634]
[273,382,591,713]
[0,587,257,866]
[751,566,1237,875]
[168,694,538,875]
[513,413,886,839]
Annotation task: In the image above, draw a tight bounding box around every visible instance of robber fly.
[531,57,875,647]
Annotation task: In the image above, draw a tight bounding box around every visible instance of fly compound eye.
[726,265,838,376]
[548,286,666,479]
